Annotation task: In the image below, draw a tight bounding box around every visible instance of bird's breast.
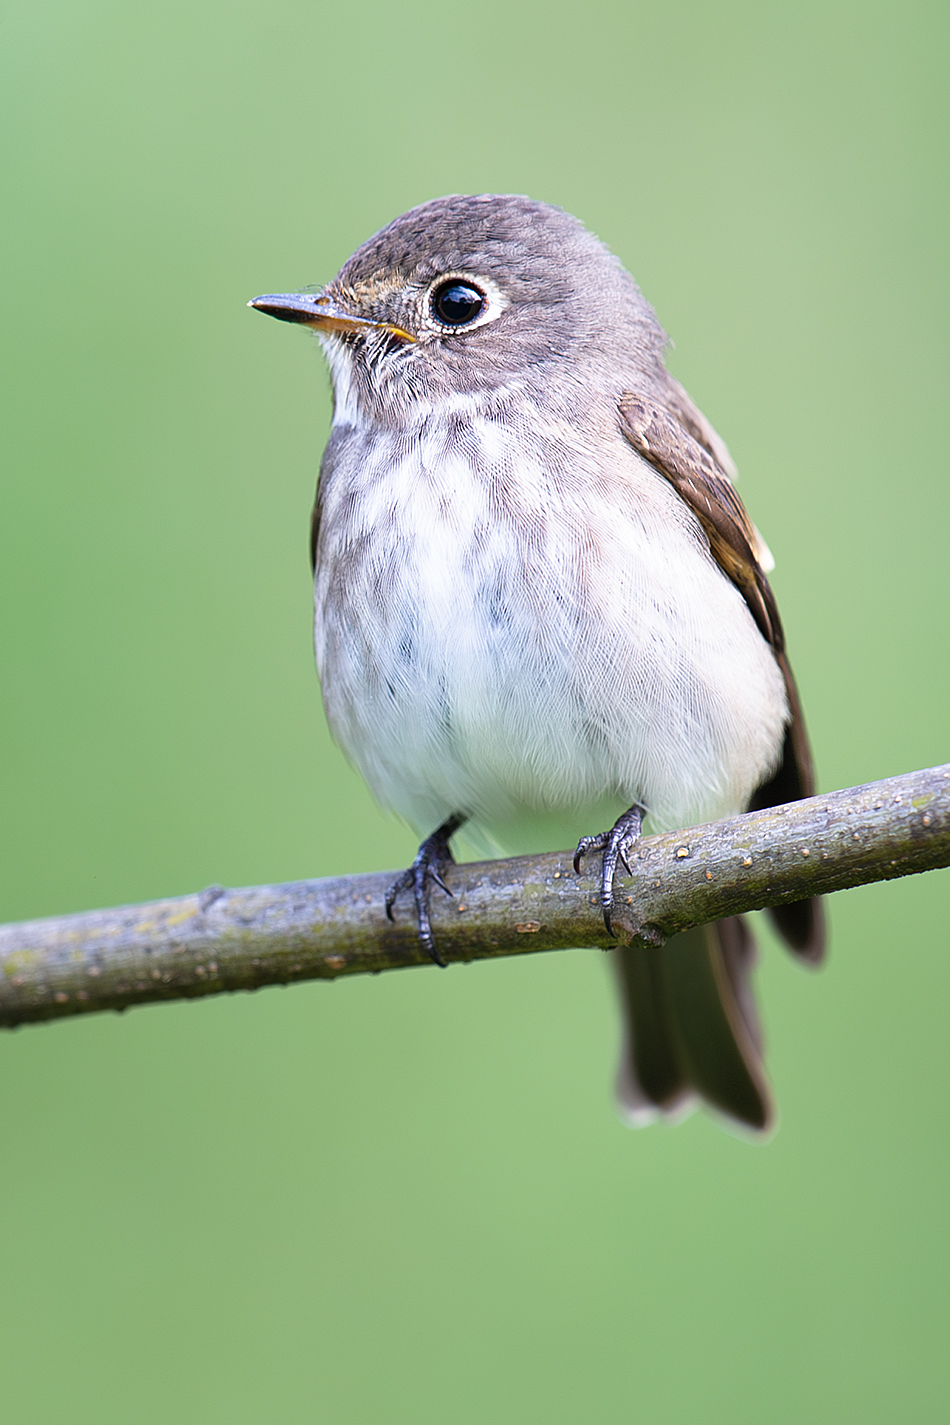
[312,409,787,846]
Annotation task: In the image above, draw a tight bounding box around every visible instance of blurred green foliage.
[1,0,948,1419]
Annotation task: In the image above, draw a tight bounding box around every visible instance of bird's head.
[249,195,664,427]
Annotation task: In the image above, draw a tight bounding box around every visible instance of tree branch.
[1,764,948,1030]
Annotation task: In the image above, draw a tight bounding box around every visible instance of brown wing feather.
[663,374,739,480]
[618,391,824,963]
[620,394,782,648]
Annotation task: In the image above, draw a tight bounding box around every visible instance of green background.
[2,0,948,1419]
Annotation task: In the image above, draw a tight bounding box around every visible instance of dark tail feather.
[614,918,773,1133]
[749,660,826,965]
[769,898,825,962]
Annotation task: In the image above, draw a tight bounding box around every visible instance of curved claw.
[428,869,453,898]
[572,803,646,936]
[385,870,412,922]
[573,832,608,874]
[385,813,465,965]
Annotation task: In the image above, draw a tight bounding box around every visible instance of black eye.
[431,280,486,327]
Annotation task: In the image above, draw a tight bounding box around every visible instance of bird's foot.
[385,814,466,966]
[573,803,646,935]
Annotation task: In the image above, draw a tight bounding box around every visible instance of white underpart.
[320,336,363,430]
[313,375,788,857]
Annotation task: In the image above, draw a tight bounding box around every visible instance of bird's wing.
[618,388,824,962]
[620,392,782,648]
[309,501,320,572]
[662,374,739,481]
[309,430,341,573]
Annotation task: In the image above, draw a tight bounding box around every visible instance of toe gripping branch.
[385,814,467,966]
[573,802,646,936]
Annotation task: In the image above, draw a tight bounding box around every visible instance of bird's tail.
[613,917,773,1134]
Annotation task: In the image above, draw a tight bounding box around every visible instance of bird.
[249,194,824,1135]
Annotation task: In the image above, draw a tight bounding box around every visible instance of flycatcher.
[250,195,824,1134]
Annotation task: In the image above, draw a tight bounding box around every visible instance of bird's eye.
[431,280,486,327]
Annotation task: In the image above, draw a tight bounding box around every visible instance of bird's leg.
[573,802,646,936]
[385,813,467,966]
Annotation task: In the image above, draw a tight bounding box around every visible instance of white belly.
[313,412,787,851]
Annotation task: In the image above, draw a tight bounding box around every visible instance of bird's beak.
[247,291,415,342]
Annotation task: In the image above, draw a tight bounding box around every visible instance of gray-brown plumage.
[250,194,824,1134]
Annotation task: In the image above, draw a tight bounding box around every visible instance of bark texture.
[1,764,947,1030]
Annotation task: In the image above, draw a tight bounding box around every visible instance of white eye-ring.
[425,272,509,333]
